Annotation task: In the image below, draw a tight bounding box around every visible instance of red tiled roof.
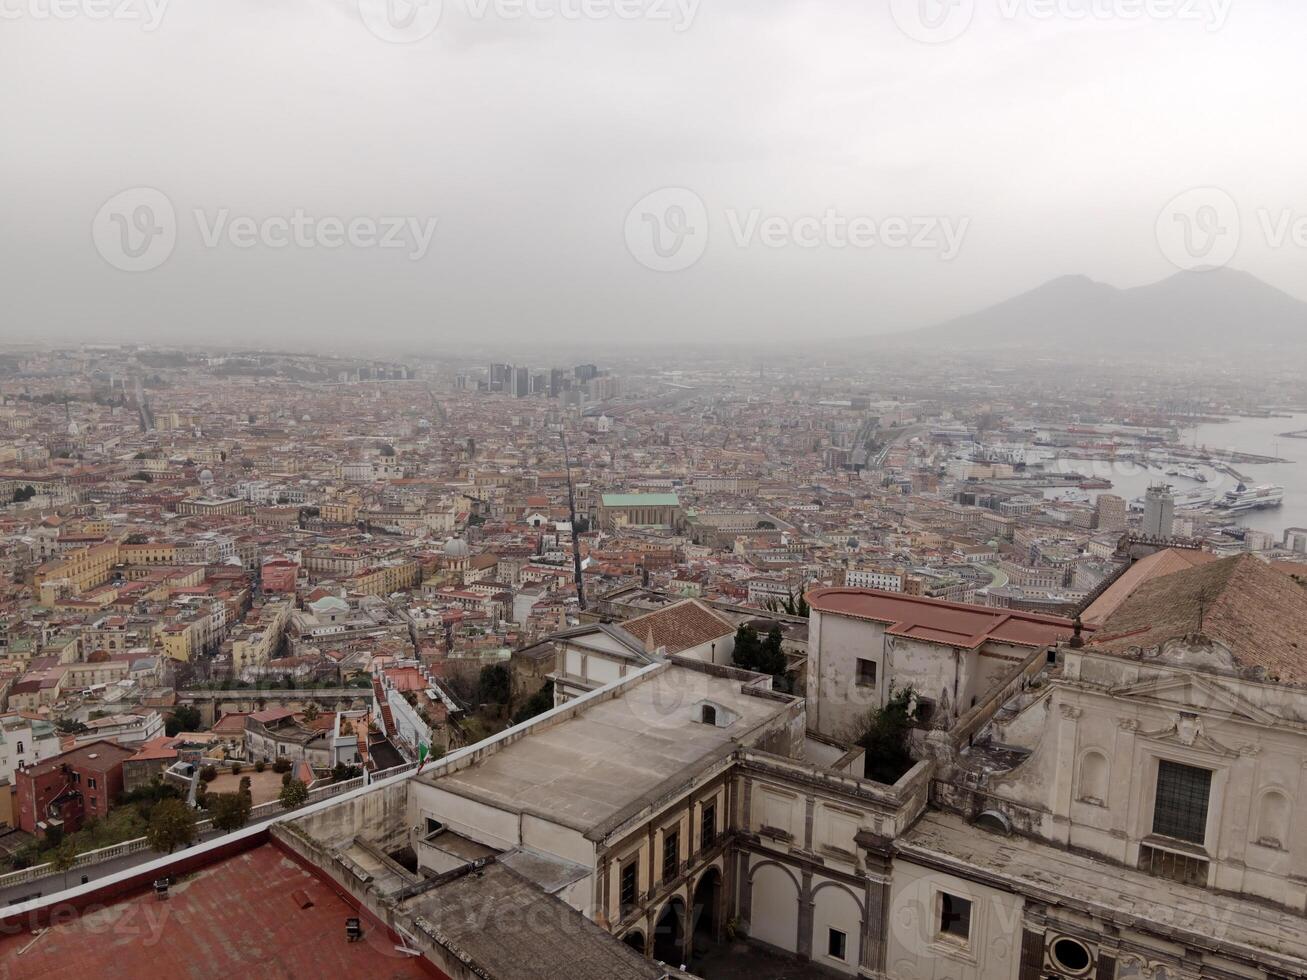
[249,708,296,724]
[623,598,735,654]
[808,587,1083,650]
[1081,547,1218,626]
[128,736,179,762]
[1087,553,1307,684]
[20,739,135,777]
[212,711,250,734]
[0,843,430,978]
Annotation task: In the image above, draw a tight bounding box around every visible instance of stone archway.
[653,896,687,967]
[622,929,646,956]
[691,866,722,948]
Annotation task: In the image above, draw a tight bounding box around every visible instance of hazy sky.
[3,0,1305,348]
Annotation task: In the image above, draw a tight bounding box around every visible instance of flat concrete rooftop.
[899,811,1307,972]
[421,664,793,836]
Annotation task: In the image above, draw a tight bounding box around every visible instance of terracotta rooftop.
[127,735,179,762]
[211,711,250,734]
[1081,547,1219,626]
[0,843,430,979]
[20,739,136,777]
[1087,553,1307,684]
[623,598,735,654]
[249,708,296,724]
[807,587,1082,650]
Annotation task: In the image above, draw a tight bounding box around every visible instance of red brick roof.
[808,587,1082,650]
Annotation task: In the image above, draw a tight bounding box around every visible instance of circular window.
[1051,937,1092,974]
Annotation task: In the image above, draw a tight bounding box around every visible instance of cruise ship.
[1219,483,1284,512]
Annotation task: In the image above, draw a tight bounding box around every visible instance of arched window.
[701,704,717,726]
[1077,750,1109,806]
[1256,789,1291,848]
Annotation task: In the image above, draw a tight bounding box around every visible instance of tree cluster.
[147,798,198,854]
[511,680,555,725]
[849,687,918,785]
[165,705,202,736]
[732,624,788,681]
[279,778,308,810]
[478,664,512,708]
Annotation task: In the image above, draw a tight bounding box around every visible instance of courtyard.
[203,768,286,806]
[690,942,841,980]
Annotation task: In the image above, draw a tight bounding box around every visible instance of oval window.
[1051,937,1091,974]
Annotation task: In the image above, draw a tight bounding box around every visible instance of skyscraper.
[1094,493,1127,533]
[512,366,530,398]
[1142,484,1175,538]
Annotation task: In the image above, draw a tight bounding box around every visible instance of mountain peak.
[912,269,1307,348]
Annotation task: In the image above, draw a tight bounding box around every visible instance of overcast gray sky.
[2,0,1304,349]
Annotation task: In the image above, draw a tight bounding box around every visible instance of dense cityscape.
[7,0,1307,977]
[0,342,1304,977]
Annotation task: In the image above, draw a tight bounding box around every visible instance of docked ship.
[1219,483,1284,512]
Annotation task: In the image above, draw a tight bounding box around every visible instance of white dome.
[443,537,470,558]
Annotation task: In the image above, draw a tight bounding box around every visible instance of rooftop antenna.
[561,427,587,611]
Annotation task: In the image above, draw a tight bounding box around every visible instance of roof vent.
[88,753,98,759]
[974,810,1012,836]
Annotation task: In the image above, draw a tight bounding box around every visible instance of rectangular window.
[939,893,971,942]
[662,829,679,882]
[1152,760,1212,845]
[856,658,878,687]
[828,928,847,960]
[619,860,638,910]
[88,777,97,790]
[700,801,717,850]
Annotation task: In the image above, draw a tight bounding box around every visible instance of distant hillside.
[909,269,1307,348]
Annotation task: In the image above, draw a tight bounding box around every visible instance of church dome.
[443,537,470,558]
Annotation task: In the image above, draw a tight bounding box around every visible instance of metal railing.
[0,769,391,891]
